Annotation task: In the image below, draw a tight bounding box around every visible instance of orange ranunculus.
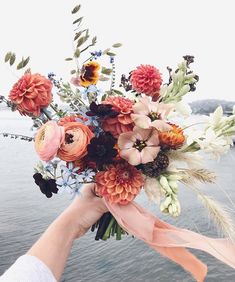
[34,121,65,161]
[58,122,94,162]
[9,73,52,117]
[79,61,100,87]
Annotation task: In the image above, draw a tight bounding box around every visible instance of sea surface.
[0,112,235,281]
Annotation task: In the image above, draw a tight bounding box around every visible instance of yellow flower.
[80,61,100,87]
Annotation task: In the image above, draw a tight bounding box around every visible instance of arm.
[27,184,107,281]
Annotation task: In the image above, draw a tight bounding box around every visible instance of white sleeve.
[0,254,57,282]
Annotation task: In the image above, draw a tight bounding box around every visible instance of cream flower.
[118,127,160,166]
[131,97,173,131]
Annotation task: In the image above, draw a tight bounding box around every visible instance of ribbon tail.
[104,199,235,282]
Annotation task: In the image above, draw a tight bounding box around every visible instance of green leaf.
[76,36,89,48]
[22,56,30,68]
[4,52,12,62]
[74,49,80,58]
[92,36,97,45]
[99,75,110,81]
[113,89,124,96]
[106,51,116,56]
[17,60,24,70]
[112,43,122,48]
[9,53,16,65]
[70,70,76,75]
[71,5,81,14]
[73,17,83,25]
[101,67,112,75]
[102,48,110,55]
[65,57,73,61]
[74,31,83,41]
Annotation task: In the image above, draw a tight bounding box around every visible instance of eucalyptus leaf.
[112,43,122,48]
[65,57,73,61]
[4,52,12,62]
[70,70,76,75]
[99,75,110,81]
[74,31,83,41]
[17,60,24,70]
[101,67,112,75]
[73,17,83,25]
[22,56,30,67]
[102,48,110,55]
[106,51,116,56]
[92,36,97,45]
[9,53,16,65]
[71,5,81,14]
[74,49,80,58]
[77,36,88,47]
[113,89,124,96]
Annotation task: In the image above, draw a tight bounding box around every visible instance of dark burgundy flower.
[87,132,117,166]
[86,102,119,118]
[33,173,58,198]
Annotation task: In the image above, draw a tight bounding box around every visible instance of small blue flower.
[76,169,96,182]
[110,56,114,64]
[60,162,79,181]
[56,177,76,194]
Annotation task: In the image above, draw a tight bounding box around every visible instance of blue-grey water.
[0,113,235,281]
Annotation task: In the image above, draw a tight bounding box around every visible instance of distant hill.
[190,99,235,115]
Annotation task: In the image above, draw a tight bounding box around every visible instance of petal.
[151,120,172,132]
[140,146,160,164]
[146,130,159,146]
[132,98,149,115]
[120,148,141,165]
[131,114,151,129]
[118,132,136,149]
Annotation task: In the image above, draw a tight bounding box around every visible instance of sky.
[0,0,235,102]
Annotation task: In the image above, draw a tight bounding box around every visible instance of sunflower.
[80,61,100,87]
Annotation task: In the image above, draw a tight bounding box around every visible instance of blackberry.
[138,152,169,178]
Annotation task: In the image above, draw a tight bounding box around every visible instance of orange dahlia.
[95,162,144,205]
[159,123,185,149]
[79,61,100,87]
[102,96,134,138]
[9,73,52,116]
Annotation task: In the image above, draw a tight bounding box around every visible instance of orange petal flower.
[58,114,88,126]
[35,121,65,161]
[159,123,185,149]
[102,96,134,137]
[9,73,52,117]
[58,122,94,162]
[96,162,144,205]
[79,61,100,87]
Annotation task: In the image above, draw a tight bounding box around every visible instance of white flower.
[174,101,192,117]
[197,128,230,160]
[56,177,76,194]
[207,106,224,129]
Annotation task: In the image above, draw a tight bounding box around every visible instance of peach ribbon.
[104,199,235,282]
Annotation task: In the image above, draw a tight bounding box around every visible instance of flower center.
[65,133,74,144]
[96,145,106,156]
[148,111,161,122]
[133,139,147,151]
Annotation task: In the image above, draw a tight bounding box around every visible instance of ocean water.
[0,113,235,281]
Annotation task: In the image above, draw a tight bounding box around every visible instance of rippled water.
[0,114,235,281]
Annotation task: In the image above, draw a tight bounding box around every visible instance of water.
[0,113,235,281]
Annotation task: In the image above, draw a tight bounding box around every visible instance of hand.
[64,183,108,239]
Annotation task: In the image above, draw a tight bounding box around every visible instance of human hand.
[63,183,108,239]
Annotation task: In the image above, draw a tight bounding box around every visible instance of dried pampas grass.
[179,168,216,185]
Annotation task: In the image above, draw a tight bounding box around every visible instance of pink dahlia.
[9,73,52,116]
[130,64,163,98]
[102,96,134,138]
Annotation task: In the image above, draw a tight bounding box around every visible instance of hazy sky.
[0,0,235,102]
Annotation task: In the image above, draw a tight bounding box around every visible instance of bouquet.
[1,4,235,281]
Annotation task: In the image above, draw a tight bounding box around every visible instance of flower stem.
[102,217,115,240]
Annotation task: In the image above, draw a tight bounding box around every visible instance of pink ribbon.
[104,199,235,282]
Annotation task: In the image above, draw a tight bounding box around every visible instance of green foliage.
[71,5,81,14]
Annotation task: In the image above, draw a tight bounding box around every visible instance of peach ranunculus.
[35,121,65,161]
[9,73,52,117]
[118,127,160,166]
[102,96,134,138]
[95,162,144,205]
[131,97,173,131]
[58,122,94,162]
